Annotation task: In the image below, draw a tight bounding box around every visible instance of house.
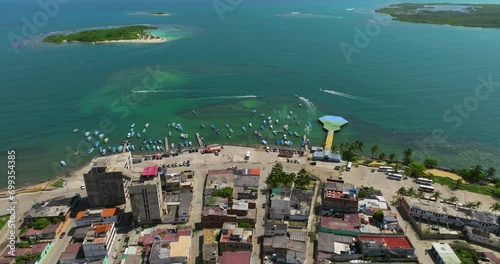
[358,235,415,258]
[75,207,121,227]
[82,222,117,261]
[234,168,260,189]
[464,226,500,250]
[59,243,85,264]
[163,192,193,224]
[264,222,287,237]
[218,251,251,264]
[202,229,218,264]
[317,233,357,259]
[218,222,253,254]
[148,229,191,264]
[401,196,500,232]
[322,182,358,213]
[23,194,81,226]
[430,242,461,264]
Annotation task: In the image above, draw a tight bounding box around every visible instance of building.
[202,229,218,264]
[358,235,415,258]
[401,196,500,232]
[218,251,251,264]
[75,207,121,227]
[270,199,291,220]
[23,194,80,230]
[148,229,192,264]
[59,243,85,264]
[264,221,287,237]
[3,242,53,263]
[269,187,314,220]
[464,226,500,250]
[322,182,358,213]
[84,153,133,207]
[430,242,461,264]
[234,168,260,189]
[82,222,117,261]
[129,167,164,224]
[218,222,253,253]
[317,233,358,261]
[163,192,192,224]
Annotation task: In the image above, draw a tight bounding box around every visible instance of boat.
[171,122,176,127]
[242,126,246,132]
[188,141,192,146]
[167,123,171,127]
[148,138,153,144]
[260,113,265,117]
[201,123,205,128]
[216,129,220,135]
[73,129,78,133]
[146,144,151,150]
[179,142,184,147]
[98,146,103,153]
[151,145,156,150]
[142,139,147,144]
[131,145,135,151]
[104,138,109,143]
[257,133,262,137]
[111,146,116,152]
[248,123,252,128]
[127,133,131,138]
[102,149,106,155]
[129,128,134,133]
[142,128,147,133]
[84,131,90,137]
[145,123,150,128]
[140,145,144,151]
[283,134,287,140]
[263,120,267,124]
[225,123,229,128]
[94,130,99,136]
[286,115,290,120]
[262,140,267,145]
[280,139,285,145]
[60,160,66,166]
[289,110,293,115]
[157,138,162,144]
[299,103,302,107]
[227,134,231,139]
[229,128,233,133]
[160,146,165,151]
[168,131,172,137]
[88,148,94,153]
[94,141,99,147]
[192,110,197,115]
[117,146,123,152]
[73,151,79,156]
[272,130,277,135]
[283,125,289,130]
[131,123,135,128]
[270,125,273,130]
[211,124,216,129]
[260,124,265,130]
[136,133,141,138]
[294,132,300,137]
[130,132,135,137]
[275,119,279,124]
[125,145,130,152]
[180,133,186,139]
[171,143,174,149]
[288,130,293,135]
[296,120,300,125]
[86,136,92,141]
[184,140,189,146]
[251,109,257,114]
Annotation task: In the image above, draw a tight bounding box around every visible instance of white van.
[245,151,250,160]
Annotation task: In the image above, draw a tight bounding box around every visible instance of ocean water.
[1,0,500,187]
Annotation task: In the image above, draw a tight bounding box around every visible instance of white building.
[430,242,461,264]
[82,222,117,261]
[464,226,500,250]
[401,196,500,232]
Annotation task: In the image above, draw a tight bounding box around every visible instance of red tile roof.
[101,208,119,217]
[359,235,413,249]
[3,243,49,258]
[64,243,82,253]
[142,165,158,176]
[241,168,260,176]
[75,210,86,220]
[20,228,40,238]
[219,251,251,264]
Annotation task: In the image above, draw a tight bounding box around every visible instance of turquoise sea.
[1,0,500,187]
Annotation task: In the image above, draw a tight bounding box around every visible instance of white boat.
[73,129,78,133]
[270,125,273,130]
[131,123,135,128]
[275,119,279,124]
[102,149,106,155]
[249,123,252,128]
[263,120,267,124]
[262,140,267,145]
[104,138,109,143]
[180,133,186,139]
[84,131,90,137]
[145,123,150,128]
[171,143,175,149]
[73,151,79,156]
[94,130,99,136]
[60,160,66,166]
[127,133,131,138]
[98,133,104,139]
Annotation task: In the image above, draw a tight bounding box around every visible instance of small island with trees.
[376,3,500,28]
[43,25,166,44]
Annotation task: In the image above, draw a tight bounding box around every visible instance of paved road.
[41,219,75,264]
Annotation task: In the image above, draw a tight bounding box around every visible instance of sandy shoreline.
[96,37,167,44]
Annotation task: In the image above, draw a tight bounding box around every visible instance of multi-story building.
[202,229,218,264]
[75,207,121,227]
[163,192,193,224]
[148,229,192,264]
[401,196,500,232]
[129,166,164,224]
[218,222,253,254]
[269,187,314,220]
[82,222,117,261]
[84,153,133,207]
[322,182,358,213]
[234,168,260,189]
[430,242,461,264]
[358,235,415,258]
[23,194,81,232]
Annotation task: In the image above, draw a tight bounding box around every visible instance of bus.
[346,162,352,171]
[416,178,433,186]
[387,173,403,181]
[378,166,393,172]
[418,185,435,193]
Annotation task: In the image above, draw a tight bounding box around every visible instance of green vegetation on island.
[43,25,160,43]
[376,3,500,28]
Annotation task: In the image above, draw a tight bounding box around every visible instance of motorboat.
[127,133,131,138]
[228,128,233,133]
[104,138,109,143]
[88,148,94,153]
[225,123,229,128]
[73,129,78,133]
[227,134,231,139]
[131,123,135,128]
[129,128,134,133]
[263,120,267,124]
[60,160,66,166]
[86,136,92,141]
[146,144,151,150]
[283,125,289,130]
[111,147,116,153]
[136,133,141,138]
[160,146,165,151]
[192,110,197,115]
[130,132,135,137]
[102,149,106,155]
[248,123,252,128]
[145,123,150,128]
[201,123,205,128]
[171,143,175,149]
[251,109,256,114]
[73,151,79,156]
[140,145,144,151]
[294,132,300,137]
[148,138,153,144]
[98,146,103,153]
[142,128,147,133]
[188,141,192,146]
[242,126,246,132]
[260,125,264,130]
[211,124,216,129]
[168,131,172,137]
[157,138,162,144]
[275,119,279,124]
[262,140,267,145]
[94,130,99,136]
[94,141,99,147]
[260,113,265,117]
[84,131,90,137]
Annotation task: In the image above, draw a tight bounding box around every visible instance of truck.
[202,144,222,154]
[245,151,250,160]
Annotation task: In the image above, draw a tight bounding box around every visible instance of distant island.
[376,3,500,28]
[148,12,170,16]
[43,25,166,44]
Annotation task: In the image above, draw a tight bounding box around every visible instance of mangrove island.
[43,25,166,44]
[376,3,500,28]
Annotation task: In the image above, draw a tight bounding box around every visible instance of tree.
[465,202,476,208]
[408,162,426,177]
[447,196,459,203]
[388,153,397,162]
[238,222,253,228]
[378,152,386,161]
[294,169,312,189]
[470,165,483,182]
[32,218,50,230]
[423,158,438,168]
[455,179,463,189]
[489,202,500,212]
[406,187,417,197]
[15,252,41,264]
[370,145,379,158]
[266,163,285,188]
[416,191,425,199]
[486,167,496,180]
[403,148,413,165]
[373,209,384,222]
[474,201,482,209]
[397,187,407,198]
[430,191,441,201]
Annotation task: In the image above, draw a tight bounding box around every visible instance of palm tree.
[389,153,397,162]
[403,148,413,164]
[465,202,476,208]
[416,191,425,199]
[357,141,364,153]
[486,167,496,180]
[378,152,386,161]
[455,179,463,189]
[397,187,407,198]
[406,187,417,197]
[370,145,379,158]
[430,191,441,201]
[474,201,482,209]
[489,202,500,212]
[470,165,483,181]
[294,169,312,189]
[447,196,459,203]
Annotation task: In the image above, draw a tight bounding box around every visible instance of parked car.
[80,184,85,189]
[310,162,317,166]
[262,203,267,209]
[334,166,341,170]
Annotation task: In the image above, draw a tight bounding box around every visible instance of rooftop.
[239,168,260,176]
[89,152,131,173]
[318,233,356,253]
[218,251,251,264]
[206,170,235,189]
[202,243,218,261]
[142,165,158,177]
[431,243,461,264]
[321,215,359,232]
[101,207,119,217]
[25,195,79,219]
[404,196,500,225]
[3,242,49,258]
[83,222,114,244]
[359,235,413,249]
[203,229,217,244]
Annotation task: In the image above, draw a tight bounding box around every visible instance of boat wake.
[297,96,316,114]
[131,90,184,93]
[208,95,263,100]
[320,88,371,102]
